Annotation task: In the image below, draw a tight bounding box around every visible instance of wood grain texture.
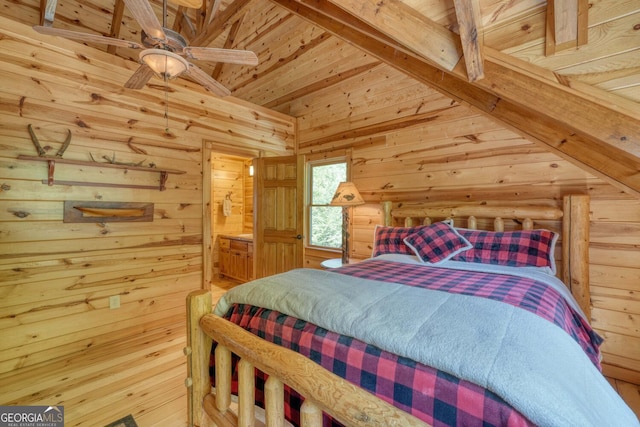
[562,194,591,319]
[1,1,639,422]
[0,20,293,427]
[453,0,485,81]
[275,0,640,197]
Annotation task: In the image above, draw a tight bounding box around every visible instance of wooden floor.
[1,319,189,427]
[211,277,242,305]
[608,377,640,419]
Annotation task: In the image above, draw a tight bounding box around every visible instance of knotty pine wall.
[0,18,293,426]
[294,64,640,385]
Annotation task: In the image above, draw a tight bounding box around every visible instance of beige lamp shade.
[330,182,365,206]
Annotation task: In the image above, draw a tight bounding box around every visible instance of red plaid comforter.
[214,260,603,427]
[335,260,602,367]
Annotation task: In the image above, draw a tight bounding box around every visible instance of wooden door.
[254,155,304,278]
[247,243,254,280]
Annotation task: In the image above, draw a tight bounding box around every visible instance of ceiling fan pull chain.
[164,75,170,133]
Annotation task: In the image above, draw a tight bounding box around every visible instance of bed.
[185,194,639,427]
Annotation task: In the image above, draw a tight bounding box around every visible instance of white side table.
[320,258,345,269]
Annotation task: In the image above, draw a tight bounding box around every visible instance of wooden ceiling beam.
[40,0,58,26]
[206,0,222,25]
[107,0,125,55]
[196,0,206,34]
[452,0,484,82]
[173,5,184,32]
[190,0,252,47]
[546,0,589,56]
[271,0,640,197]
[281,0,430,62]
[324,0,462,71]
[173,6,197,41]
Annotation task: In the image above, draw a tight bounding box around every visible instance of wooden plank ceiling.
[3,0,640,196]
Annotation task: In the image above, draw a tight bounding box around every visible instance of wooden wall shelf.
[18,155,186,191]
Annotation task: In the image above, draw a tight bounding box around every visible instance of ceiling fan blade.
[124,64,156,89]
[123,0,166,42]
[185,64,231,97]
[183,47,259,66]
[33,26,144,49]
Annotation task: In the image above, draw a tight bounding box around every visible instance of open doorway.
[202,143,303,298]
[210,152,254,300]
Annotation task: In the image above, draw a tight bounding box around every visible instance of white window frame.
[306,157,347,250]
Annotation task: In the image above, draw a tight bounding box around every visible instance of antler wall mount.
[20,124,185,191]
[28,124,71,158]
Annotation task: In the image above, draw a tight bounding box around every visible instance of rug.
[104,414,138,427]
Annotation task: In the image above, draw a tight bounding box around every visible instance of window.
[308,160,347,249]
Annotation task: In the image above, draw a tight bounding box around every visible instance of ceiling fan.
[33,0,258,96]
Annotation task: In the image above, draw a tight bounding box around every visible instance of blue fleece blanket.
[214,268,639,426]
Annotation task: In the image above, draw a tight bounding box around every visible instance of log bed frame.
[186,194,591,427]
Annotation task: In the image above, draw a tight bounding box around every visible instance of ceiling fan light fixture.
[139,48,189,79]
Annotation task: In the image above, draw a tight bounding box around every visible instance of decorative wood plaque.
[63,201,154,223]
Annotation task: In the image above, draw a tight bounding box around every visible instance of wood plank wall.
[1,8,638,425]
[0,19,293,426]
[294,64,640,386]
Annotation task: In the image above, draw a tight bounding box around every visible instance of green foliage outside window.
[309,162,346,248]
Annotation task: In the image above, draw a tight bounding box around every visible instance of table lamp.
[330,182,365,264]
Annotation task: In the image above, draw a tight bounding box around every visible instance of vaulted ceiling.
[2,0,639,195]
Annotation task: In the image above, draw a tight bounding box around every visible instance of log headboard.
[381,194,591,319]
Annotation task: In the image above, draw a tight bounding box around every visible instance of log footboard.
[186,290,429,427]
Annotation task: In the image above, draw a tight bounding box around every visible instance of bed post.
[186,290,213,427]
[383,201,392,226]
[562,194,591,320]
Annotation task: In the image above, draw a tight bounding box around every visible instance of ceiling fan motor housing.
[141,27,187,52]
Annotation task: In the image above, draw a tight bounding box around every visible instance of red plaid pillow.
[451,228,559,274]
[403,222,472,264]
[371,225,428,257]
